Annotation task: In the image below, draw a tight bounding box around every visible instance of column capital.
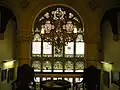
[16,30,33,42]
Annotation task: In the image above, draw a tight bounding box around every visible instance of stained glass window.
[32,5,84,73]
[34,77,40,82]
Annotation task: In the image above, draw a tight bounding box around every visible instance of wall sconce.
[101,61,113,64]
[101,61,113,71]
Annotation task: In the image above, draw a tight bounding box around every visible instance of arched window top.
[34,5,83,31]
[33,5,84,54]
[34,5,84,36]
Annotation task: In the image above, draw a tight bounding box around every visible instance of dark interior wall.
[0,6,14,33]
[100,7,120,90]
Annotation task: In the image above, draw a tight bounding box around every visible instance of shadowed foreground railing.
[34,72,84,90]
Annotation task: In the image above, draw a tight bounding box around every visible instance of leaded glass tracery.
[43,61,52,72]
[65,42,74,57]
[53,61,63,72]
[43,42,52,56]
[32,60,41,72]
[75,61,84,72]
[32,5,84,73]
[65,61,74,72]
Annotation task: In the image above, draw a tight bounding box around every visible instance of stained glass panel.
[32,42,41,54]
[53,61,63,72]
[32,60,41,72]
[54,46,63,57]
[76,34,83,42]
[64,78,73,83]
[53,78,57,80]
[75,78,83,82]
[76,42,84,55]
[65,42,74,57]
[75,61,84,72]
[43,42,52,55]
[63,21,74,33]
[65,61,74,72]
[32,54,41,57]
[34,77,40,82]
[46,77,51,80]
[43,61,52,72]
[42,77,47,81]
[33,33,41,41]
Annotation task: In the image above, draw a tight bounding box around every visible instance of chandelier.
[34,7,83,53]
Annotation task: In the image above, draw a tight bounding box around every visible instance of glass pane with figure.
[65,42,74,57]
[43,61,52,72]
[43,42,52,57]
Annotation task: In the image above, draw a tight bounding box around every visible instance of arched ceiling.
[101,7,120,35]
[0,6,15,33]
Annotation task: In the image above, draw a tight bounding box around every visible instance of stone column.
[16,30,33,66]
[85,41,100,68]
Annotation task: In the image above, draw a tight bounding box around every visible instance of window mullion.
[41,36,43,57]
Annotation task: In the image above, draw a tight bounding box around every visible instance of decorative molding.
[20,0,30,9]
[88,0,98,11]
[16,30,33,42]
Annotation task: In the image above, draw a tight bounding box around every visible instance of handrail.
[34,72,84,78]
